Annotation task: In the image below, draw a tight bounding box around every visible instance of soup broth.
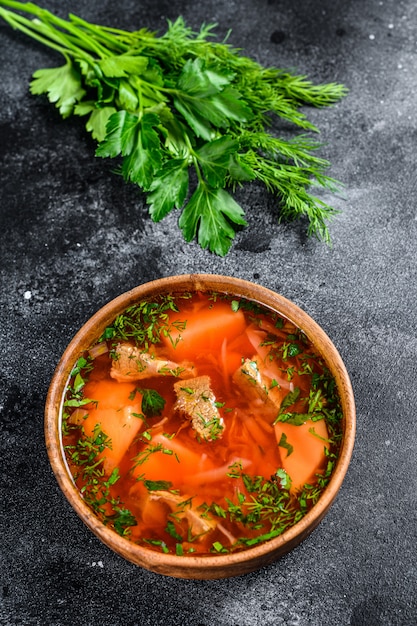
[61,291,343,556]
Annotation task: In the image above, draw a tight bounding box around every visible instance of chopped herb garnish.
[64,424,137,536]
[287,343,303,357]
[144,479,173,491]
[139,388,166,418]
[143,539,170,554]
[211,541,228,553]
[278,387,301,413]
[109,507,137,536]
[165,521,183,542]
[99,295,189,348]
[275,412,309,425]
[132,443,164,468]
[277,432,294,457]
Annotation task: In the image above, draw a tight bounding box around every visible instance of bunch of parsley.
[0,1,347,255]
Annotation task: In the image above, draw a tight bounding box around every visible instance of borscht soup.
[61,290,343,556]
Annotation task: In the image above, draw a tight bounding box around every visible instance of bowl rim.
[45,273,356,578]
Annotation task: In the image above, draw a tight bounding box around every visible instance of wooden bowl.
[45,274,355,579]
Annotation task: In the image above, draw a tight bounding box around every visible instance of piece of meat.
[174,375,225,441]
[149,490,217,536]
[110,342,196,381]
[232,357,285,416]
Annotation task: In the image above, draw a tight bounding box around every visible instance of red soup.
[61,291,343,556]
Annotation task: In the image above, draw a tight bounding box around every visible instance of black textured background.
[1,1,417,625]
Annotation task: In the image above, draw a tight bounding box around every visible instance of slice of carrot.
[274,418,330,492]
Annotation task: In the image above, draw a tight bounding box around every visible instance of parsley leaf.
[30,62,85,118]
[95,110,140,158]
[173,59,247,140]
[99,54,149,78]
[147,159,189,220]
[74,102,117,141]
[97,111,162,189]
[195,136,239,188]
[179,184,247,256]
[120,118,162,189]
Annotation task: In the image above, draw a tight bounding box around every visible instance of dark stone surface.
[1,1,416,624]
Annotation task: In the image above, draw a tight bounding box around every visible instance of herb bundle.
[0,1,347,255]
